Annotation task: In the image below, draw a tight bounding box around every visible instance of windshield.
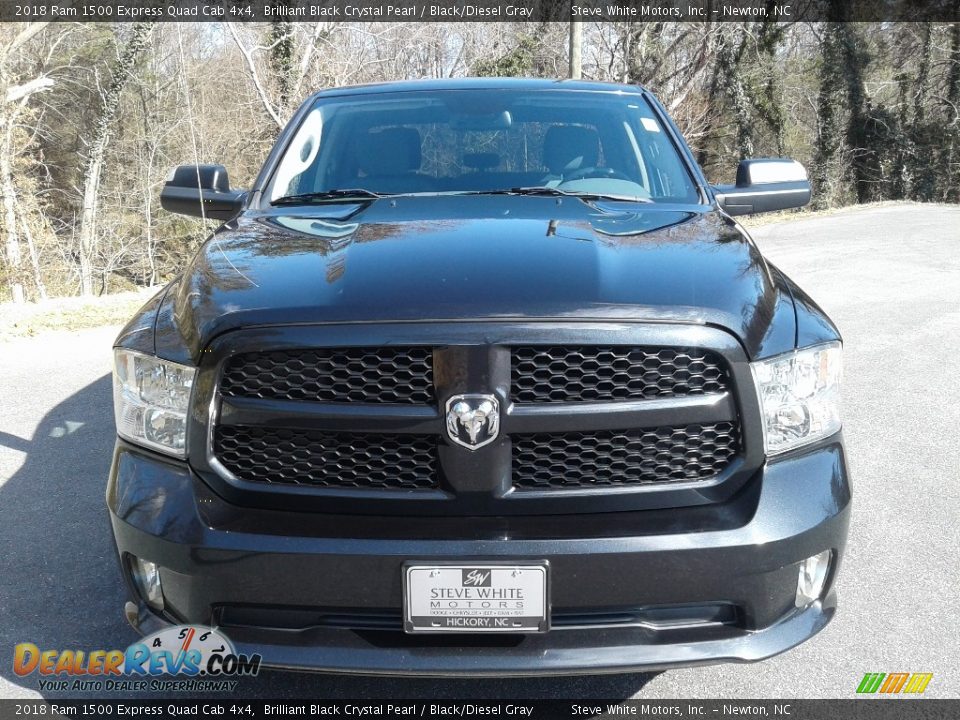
[267,89,701,204]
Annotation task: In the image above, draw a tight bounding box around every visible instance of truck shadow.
[0,374,658,699]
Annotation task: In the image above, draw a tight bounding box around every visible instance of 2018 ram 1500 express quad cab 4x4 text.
[108,78,849,675]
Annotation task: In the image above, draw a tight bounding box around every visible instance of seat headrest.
[358,127,422,175]
[543,126,600,175]
[463,152,500,171]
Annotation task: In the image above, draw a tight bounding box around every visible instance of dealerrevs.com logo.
[13,625,261,692]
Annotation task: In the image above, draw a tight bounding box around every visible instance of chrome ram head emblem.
[445,394,500,450]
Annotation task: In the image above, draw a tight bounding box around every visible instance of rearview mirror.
[713,159,811,216]
[160,164,246,221]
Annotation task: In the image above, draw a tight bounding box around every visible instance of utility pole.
[569,20,582,79]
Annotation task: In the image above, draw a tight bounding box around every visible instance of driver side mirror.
[713,159,811,216]
[159,164,246,221]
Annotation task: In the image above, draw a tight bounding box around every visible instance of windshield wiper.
[271,189,385,205]
[465,187,653,203]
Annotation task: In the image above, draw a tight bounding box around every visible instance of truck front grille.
[214,426,438,490]
[208,334,748,510]
[512,422,739,489]
[511,346,729,403]
[220,347,434,404]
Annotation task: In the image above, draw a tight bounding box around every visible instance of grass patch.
[0,287,162,342]
[738,200,931,228]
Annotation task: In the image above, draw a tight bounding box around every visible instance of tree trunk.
[623,22,665,87]
[752,15,787,156]
[77,22,152,296]
[0,23,51,303]
[716,25,754,160]
[948,18,960,111]
[907,25,934,200]
[270,19,294,112]
[943,18,960,202]
[18,202,46,299]
[837,25,870,203]
[568,20,581,79]
[813,7,868,207]
[0,111,23,303]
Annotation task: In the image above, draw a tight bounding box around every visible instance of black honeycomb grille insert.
[220,347,434,404]
[214,426,438,489]
[512,422,739,489]
[511,346,729,403]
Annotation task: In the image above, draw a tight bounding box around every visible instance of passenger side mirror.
[159,164,246,221]
[713,159,811,216]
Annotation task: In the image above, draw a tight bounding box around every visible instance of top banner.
[3,0,960,22]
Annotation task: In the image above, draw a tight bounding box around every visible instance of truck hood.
[156,195,797,362]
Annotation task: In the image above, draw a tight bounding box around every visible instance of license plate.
[403,562,549,633]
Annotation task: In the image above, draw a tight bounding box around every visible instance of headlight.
[113,349,196,458]
[750,342,842,455]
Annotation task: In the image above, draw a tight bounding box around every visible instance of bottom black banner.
[0,699,956,720]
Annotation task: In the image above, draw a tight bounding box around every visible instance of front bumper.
[107,438,850,676]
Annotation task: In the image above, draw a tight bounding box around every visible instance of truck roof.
[309,77,649,99]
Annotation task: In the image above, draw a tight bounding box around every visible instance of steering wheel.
[563,166,632,182]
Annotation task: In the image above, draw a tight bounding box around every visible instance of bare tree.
[0,22,51,302]
[77,22,152,296]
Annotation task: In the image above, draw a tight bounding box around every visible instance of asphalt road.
[1,202,958,701]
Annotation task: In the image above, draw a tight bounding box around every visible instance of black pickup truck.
[109,78,849,675]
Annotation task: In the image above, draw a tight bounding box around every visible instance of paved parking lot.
[1,203,957,700]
